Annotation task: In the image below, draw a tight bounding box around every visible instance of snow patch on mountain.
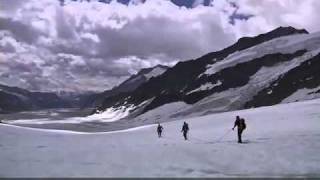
[174,88,244,118]
[125,66,168,85]
[143,66,167,80]
[88,105,135,122]
[187,80,222,95]
[134,101,190,123]
[282,86,320,103]
[124,75,143,85]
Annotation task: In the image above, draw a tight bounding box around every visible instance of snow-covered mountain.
[0,84,71,113]
[95,26,320,123]
[83,65,169,109]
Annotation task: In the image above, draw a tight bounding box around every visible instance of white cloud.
[0,0,236,92]
[232,0,320,38]
[0,0,319,92]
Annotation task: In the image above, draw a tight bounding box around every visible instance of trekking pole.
[215,129,232,143]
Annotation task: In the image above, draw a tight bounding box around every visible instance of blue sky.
[0,0,319,92]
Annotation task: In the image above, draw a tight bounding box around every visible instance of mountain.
[0,84,71,113]
[94,26,320,122]
[56,90,97,108]
[83,65,169,109]
[0,64,169,114]
[114,64,170,93]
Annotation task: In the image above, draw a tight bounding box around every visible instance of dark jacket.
[182,123,189,132]
[234,118,246,131]
[157,125,163,132]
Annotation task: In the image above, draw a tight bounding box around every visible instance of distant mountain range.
[0,84,71,113]
[0,64,169,114]
[93,26,320,122]
[83,65,169,110]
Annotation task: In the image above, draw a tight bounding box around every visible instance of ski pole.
[216,129,232,143]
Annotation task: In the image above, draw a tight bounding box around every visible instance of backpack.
[240,119,246,130]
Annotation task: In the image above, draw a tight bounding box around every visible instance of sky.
[0,0,319,92]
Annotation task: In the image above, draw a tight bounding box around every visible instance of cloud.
[0,0,236,92]
[231,0,320,37]
[0,0,319,92]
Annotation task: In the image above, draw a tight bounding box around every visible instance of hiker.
[181,121,189,140]
[157,123,163,138]
[232,116,246,143]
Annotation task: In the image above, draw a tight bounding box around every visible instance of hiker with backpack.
[157,123,164,138]
[232,116,246,143]
[181,121,189,140]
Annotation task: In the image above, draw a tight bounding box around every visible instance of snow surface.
[1,99,320,177]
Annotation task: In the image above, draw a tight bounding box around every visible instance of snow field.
[0,99,320,177]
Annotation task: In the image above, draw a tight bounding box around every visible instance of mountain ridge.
[0,84,71,113]
[94,26,320,123]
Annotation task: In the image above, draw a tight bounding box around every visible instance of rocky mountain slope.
[95,26,320,122]
[83,65,169,109]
